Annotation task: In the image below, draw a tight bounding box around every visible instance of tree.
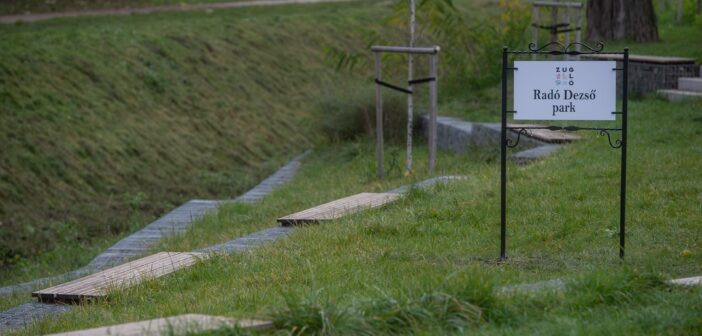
[586,0,659,42]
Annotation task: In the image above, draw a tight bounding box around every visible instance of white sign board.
[514,61,616,121]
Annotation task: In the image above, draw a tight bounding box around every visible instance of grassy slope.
[0,1,380,281]
[17,94,702,334]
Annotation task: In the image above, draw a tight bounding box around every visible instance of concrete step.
[658,89,702,102]
[679,77,702,92]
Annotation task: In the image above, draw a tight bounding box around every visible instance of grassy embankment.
[0,1,386,285]
[10,11,702,335]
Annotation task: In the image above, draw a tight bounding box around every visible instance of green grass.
[608,18,702,62]
[10,93,701,334]
[0,1,387,279]
[3,1,702,334]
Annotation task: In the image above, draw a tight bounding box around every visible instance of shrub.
[318,81,409,144]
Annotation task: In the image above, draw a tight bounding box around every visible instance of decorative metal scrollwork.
[528,41,565,53]
[506,128,531,148]
[599,130,623,149]
[526,41,605,56]
[565,42,605,53]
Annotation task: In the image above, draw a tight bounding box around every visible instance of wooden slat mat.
[46,314,272,336]
[33,252,206,303]
[508,124,582,143]
[278,192,400,226]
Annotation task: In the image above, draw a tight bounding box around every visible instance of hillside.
[0,1,380,273]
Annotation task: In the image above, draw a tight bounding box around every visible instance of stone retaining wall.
[582,54,699,95]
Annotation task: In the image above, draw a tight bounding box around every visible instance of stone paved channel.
[0,171,463,333]
[0,152,309,334]
[424,115,564,164]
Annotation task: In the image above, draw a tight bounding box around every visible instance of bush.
[318,81,410,144]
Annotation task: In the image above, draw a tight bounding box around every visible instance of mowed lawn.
[13,93,701,334]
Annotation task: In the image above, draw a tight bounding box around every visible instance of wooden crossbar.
[33,252,206,303]
[46,314,272,336]
[277,192,400,226]
[509,124,582,143]
[533,1,583,8]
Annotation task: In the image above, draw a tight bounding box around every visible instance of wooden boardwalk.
[46,314,272,336]
[33,252,206,303]
[509,124,582,143]
[278,192,400,226]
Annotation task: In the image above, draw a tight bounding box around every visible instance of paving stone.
[0,303,74,334]
[513,145,563,164]
[658,89,702,102]
[498,279,566,294]
[45,314,272,336]
[678,77,702,92]
[423,116,546,154]
[196,227,295,254]
[668,276,702,286]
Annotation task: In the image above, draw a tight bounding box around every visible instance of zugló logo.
[555,66,575,86]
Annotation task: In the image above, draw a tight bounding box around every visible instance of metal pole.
[406,0,416,175]
[428,53,438,174]
[619,48,629,258]
[564,7,571,60]
[532,6,539,61]
[500,47,508,261]
[375,52,384,179]
[575,6,583,59]
[550,6,558,59]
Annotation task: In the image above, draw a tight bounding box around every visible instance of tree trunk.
[586,0,659,42]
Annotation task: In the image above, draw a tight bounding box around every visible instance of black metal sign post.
[500,42,629,260]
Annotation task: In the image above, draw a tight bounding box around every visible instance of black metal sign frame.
[500,42,629,260]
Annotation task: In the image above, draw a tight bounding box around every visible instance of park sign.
[500,42,630,261]
[513,61,616,121]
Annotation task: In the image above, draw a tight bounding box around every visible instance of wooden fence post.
[375,52,384,179]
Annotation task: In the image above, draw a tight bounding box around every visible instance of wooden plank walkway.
[46,314,272,336]
[509,124,582,143]
[277,192,400,226]
[33,252,206,303]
